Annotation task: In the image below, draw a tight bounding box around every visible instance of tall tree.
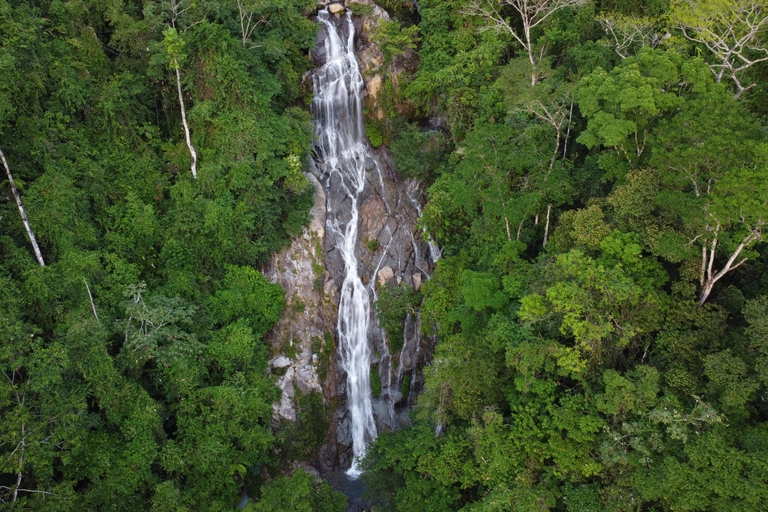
[598,13,666,58]
[235,0,268,49]
[463,0,588,85]
[163,28,198,179]
[668,0,768,98]
[0,148,44,266]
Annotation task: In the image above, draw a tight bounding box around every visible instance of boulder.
[292,462,322,484]
[271,355,292,369]
[328,3,344,14]
[377,266,394,286]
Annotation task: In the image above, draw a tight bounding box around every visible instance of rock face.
[349,0,389,119]
[263,173,332,422]
[264,1,435,476]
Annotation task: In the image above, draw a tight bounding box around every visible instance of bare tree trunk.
[563,100,573,158]
[84,278,100,324]
[543,204,551,248]
[698,231,757,305]
[174,59,198,179]
[525,28,537,86]
[0,148,45,266]
[505,216,512,242]
[12,423,24,503]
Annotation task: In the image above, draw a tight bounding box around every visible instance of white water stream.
[312,9,377,478]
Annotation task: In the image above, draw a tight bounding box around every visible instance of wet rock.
[336,415,353,446]
[307,173,327,236]
[371,398,396,432]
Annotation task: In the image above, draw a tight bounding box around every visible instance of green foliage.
[362,421,463,512]
[209,265,285,335]
[371,20,420,68]
[275,391,330,463]
[375,282,422,353]
[390,122,452,182]
[400,374,411,400]
[163,28,186,67]
[347,2,374,16]
[366,120,385,147]
[249,469,346,512]
[356,1,768,511]
[313,333,334,382]
[4,0,768,508]
[0,0,315,506]
[575,48,695,179]
[365,237,380,252]
[371,366,382,398]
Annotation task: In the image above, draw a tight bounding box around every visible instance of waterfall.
[312,8,377,478]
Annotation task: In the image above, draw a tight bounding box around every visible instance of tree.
[371,20,421,71]
[463,0,588,85]
[694,166,767,305]
[0,310,83,506]
[248,469,346,512]
[598,14,667,58]
[519,231,666,372]
[163,28,198,179]
[575,48,687,178]
[235,0,268,49]
[648,87,768,304]
[520,85,575,246]
[0,148,44,266]
[668,0,768,98]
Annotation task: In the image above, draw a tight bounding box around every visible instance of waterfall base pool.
[326,471,372,511]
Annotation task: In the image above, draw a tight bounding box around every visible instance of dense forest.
[0,0,345,509]
[1,0,768,510]
[364,0,768,510]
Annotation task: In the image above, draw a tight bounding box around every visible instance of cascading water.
[312,8,377,478]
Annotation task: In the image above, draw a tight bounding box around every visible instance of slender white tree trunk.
[12,422,24,503]
[543,204,551,248]
[174,59,197,179]
[1,148,45,266]
[84,278,100,324]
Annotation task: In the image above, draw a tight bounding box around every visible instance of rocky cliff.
[262,0,435,475]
